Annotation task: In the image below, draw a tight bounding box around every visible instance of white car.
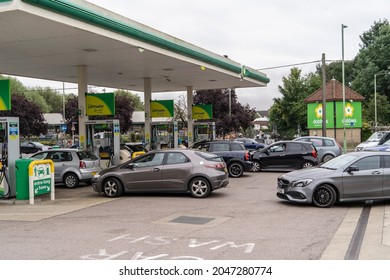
[355,131,390,151]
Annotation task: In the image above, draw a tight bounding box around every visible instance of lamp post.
[374,72,390,132]
[341,24,348,153]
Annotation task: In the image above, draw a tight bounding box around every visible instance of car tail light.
[311,149,317,158]
[79,161,86,169]
[245,151,250,161]
[205,163,225,169]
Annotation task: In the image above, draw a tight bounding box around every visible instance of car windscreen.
[321,153,361,169]
[195,151,223,162]
[77,150,99,160]
[367,132,384,142]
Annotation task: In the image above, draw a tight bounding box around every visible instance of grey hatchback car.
[293,136,342,162]
[29,149,102,188]
[92,149,229,198]
[277,151,390,208]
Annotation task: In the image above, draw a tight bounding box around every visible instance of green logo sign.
[150,100,174,117]
[192,104,213,120]
[307,101,362,129]
[335,101,362,128]
[0,80,11,111]
[307,102,335,129]
[86,93,115,116]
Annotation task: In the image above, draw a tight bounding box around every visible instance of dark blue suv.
[234,138,265,151]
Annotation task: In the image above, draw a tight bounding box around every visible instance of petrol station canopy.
[0,0,269,92]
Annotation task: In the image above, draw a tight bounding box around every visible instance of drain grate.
[170,215,215,225]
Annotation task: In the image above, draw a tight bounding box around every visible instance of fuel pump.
[0,117,20,199]
[193,122,216,142]
[85,119,120,166]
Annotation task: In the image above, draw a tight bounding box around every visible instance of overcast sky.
[17,0,389,110]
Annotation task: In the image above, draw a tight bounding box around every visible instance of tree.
[0,93,48,136]
[351,20,390,101]
[32,86,64,113]
[193,88,256,137]
[173,93,188,126]
[363,93,390,126]
[269,68,321,139]
[64,94,79,134]
[113,90,136,133]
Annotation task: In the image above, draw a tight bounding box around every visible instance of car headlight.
[93,173,101,179]
[291,179,313,188]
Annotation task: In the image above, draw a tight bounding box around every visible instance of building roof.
[304,79,365,103]
[44,113,64,125]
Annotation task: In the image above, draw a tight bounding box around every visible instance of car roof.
[295,136,335,140]
[195,140,241,143]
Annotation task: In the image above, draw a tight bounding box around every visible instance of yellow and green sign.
[150,100,174,117]
[0,80,11,111]
[307,102,335,129]
[335,101,362,128]
[307,101,362,129]
[192,104,213,120]
[86,93,115,116]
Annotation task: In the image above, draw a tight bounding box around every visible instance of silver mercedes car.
[277,151,390,207]
[92,149,229,198]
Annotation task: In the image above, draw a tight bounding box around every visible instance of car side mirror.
[264,149,270,156]
[347,166,359,173]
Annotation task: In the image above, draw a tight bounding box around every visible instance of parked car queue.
[25,137,390,207]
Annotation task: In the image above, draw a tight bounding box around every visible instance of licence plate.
[277,187,284,194]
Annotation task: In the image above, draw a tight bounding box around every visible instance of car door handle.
[371,171,381,175]
[153,168,160,172]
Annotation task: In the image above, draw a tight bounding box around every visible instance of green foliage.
[0,93,48,136]
[23,90,51,112]
[362,93,390,125]
[32,86,64,113]
[193,89,256,137]
[269,68,321,139]
[115,89,144,111]
[351,20,390,101]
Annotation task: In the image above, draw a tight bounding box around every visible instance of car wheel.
[302,161,314,169]
[63,172,79,188]
[252,160,261,172]
[312,184,337,208]
[189,177,211,198]
[322,154,334,162]
[103,177,124,198]
[228,162,244,178]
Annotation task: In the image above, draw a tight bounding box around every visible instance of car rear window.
[289,143,304,152]
[77,150,99,160]
[230,142,245,151]
[324,139,335,146]
[195,151,223,162]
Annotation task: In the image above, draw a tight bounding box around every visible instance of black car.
[251,141,319,172]
[189,140,254,178]
[20,141,51,154]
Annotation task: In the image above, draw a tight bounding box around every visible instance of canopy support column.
[78,65,88,149]
[187,86,194,147]
[144,78,152,151]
